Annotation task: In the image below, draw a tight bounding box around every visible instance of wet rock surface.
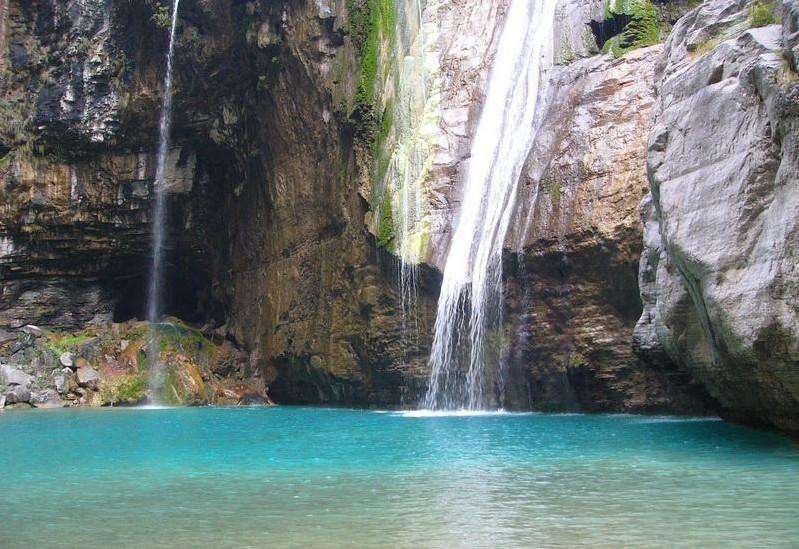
[500,46,716,413]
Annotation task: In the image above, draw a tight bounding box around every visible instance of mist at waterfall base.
[423,0,558,411]
[146,0,180,400]
[2,408,798,548]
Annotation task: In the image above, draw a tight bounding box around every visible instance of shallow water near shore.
[1,407,797,548]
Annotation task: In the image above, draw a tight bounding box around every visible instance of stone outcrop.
[635,0,799,433]
[0,319,267,407]
[498,46,714,413]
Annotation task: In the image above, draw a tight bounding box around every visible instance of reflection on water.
[0,407,797,548]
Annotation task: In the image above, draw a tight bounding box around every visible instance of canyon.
[0,0,796,435]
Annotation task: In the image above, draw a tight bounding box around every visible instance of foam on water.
[396,409,532,418]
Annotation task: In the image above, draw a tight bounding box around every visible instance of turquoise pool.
[1,407,797,547]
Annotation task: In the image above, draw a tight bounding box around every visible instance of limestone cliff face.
[635,0,799,433]
[357,0,713,412]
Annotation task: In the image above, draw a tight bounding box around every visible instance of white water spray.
[147,0,180,398]
[376,0,441,359]
[423,0,557,410]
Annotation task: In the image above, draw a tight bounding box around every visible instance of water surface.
[1,407,797,548]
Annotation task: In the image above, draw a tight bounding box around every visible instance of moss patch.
[377,192,395,250]
[100,374,148,406]
[351,0,396,106]
[602,0,661,58]
[749,1,779,27]
[44,334,94,357]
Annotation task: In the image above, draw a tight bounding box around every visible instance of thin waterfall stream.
[423,0,557,410]
[147,0,181,400]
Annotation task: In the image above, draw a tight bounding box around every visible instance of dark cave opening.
[110,255,210,325]
[588,14,633,50]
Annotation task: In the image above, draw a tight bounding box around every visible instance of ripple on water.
[0,407,796,548]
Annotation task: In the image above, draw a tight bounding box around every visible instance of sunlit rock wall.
[635,0,799,433]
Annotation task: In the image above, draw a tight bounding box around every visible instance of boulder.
[0,365,33,388]
[53,368,74,394]
[5,385,31,404]
[76,366,100,390]
[59,352,74,368]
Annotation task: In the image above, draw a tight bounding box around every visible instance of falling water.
[147,0,180,398]
[423,0,557,410]
[376,0,440,356]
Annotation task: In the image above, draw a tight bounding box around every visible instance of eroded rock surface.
[635,0,799,433]
[501,46,714,413]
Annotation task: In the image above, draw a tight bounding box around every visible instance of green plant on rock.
[154,320,216,366]
[749,1,779,27]
[100,375,148,406]
[569,353,588,369]
[349,0,396,107]
[44,333,93,356]
[691,36,722,59]
[376,192,395,249]
[152,4,172,29]
[602,0,662,58]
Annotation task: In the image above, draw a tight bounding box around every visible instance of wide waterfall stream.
[146,0,181,400]
[424,0,558,410]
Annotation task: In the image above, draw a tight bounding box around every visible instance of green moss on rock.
[603,0,661,58]
[100,374,148,406]
[377,192,395,250]
[349,0,396,107]
[749,1,779,27]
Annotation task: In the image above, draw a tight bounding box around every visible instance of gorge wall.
[635,0,799,433]
[0,0,796,433]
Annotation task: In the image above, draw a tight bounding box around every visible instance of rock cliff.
[0,0,794,426]
[635,0,799,433]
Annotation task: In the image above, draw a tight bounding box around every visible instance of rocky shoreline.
[0,319,271,409]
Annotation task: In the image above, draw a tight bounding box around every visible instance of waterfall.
[393,0,434,352]
[147,0,180,398]
[375,0,441,359]
[423,0,557,410]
